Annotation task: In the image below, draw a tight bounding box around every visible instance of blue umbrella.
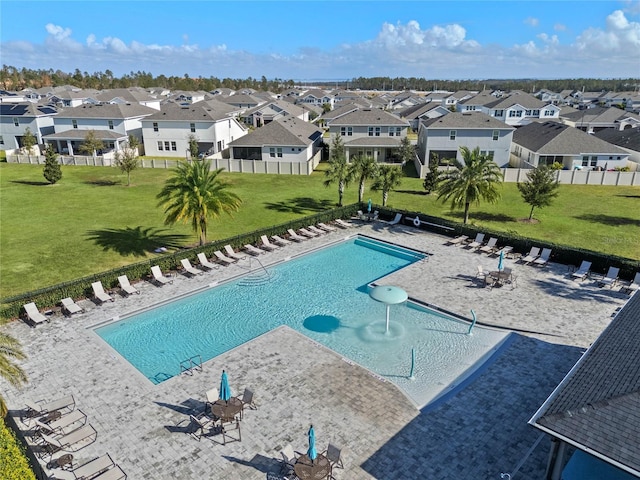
[498,250,505,272]
[367,198,372,213]
[219,370,231,401]
[307,425,317,462]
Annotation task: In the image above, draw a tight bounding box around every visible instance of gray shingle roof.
[0,103,58,117]
[512,121,626,155]
[328,108,408,126]
[56,103,156,119]
[484,92,547,109]
[531,292,640,476]
[593,128,640,152]
[228,117,322,147]
[561,106,640,125]
[421,111,514,130]
[144,102,235,122]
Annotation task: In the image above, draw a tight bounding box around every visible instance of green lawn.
[1,162,639,298]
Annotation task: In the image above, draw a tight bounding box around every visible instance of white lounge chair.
[39,424,97,458]
[244,244,266,256]
[317,222,336,232]
[446,235,468,246]
[197,252,217,270]
[271,235,291,246]
[60,297,83,315]
[23,302,49,326]
[520,246,541,264]
[298,228,317,238]
[214,250,237,265]
[91,281,114,303]
[599,266,620,288]
[24,395,75,422]
[287,229,306,242]
[533,248,552,267]
[467,233,485,250]
[478,237,498,254]
[224,245,247,261]
[622,272,640,294]
[259,235,278,251]
[492,245,513,258]
[180,258,203,276]
[307,225,326,235]
[117,275,139,295]
[151,265,173,285]
[386,213,403,225]
[333,219,351,229]
[571,260,592,281]
[34,409,87,435]
[60,453,117,480]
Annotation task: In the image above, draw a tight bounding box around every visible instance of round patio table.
[210,397,242,422]
[294,453,331,480]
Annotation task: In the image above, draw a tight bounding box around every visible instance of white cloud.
[375,20,478,49]
[45,23,72,40]
[524,17,539,27]
[575,10,640,52]
[554,23,567,32]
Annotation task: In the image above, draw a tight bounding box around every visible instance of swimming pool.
[96,236,509,406]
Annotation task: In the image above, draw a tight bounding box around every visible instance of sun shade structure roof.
[369,285,408,305]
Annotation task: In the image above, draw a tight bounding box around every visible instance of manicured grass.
[1,163,639,298]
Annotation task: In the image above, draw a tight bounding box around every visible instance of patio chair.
[214,250,237,265]
[317,222,337,232]
[571,261,592,281]
[151,265,173,285]
[287,229,307,242]
[23,302,49,326]
[298,228,317,238]
[372,210,380,221]
[446,235,468,246]
[533,248,552,267]
[385,213,403,225]
[117,275,140,295]
[307,225,326,235]
[478,237,498,254]
[92,281,114,303]
[279,444,299,475]
[236,388,257,419]
[23,395,75,422]
[356,210,367,220]
[325,443,344,470]
[599,266,620,288]
[39,424,97,458]
[33,409,87,436]
[224,244,247,261]
[475,265,491,287]
[519,247,541,265]
[60,297,84,315]
[466,233,485,250]
[622,272,640,294]
[205,387,218,411]
[243,244,266,256]
[197,252,217,270]
[333,219,351,228]
[180,258,203,276]
[189,413,215,441]
[259,235,278,251]
[271,235,291,246]
[60,453,116,480]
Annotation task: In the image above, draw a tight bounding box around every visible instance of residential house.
[442,90,476,109]
[593,128,640,169]
[469,91,561,126]
[241,99,309,128]
[560,106,640,133]
[211,87,235,97]
[0,103,57,151]
[416,112,514,175]
[326,108,410,163]
[49,89,100,108]
[397,102,449,132]
[219,93,265,110]
[141,102,247,158]
[167,90,208,105]
[44,103,156,156]
[529,291,640,480]
[298,89,334,108]
[533,89,566,105]
[0,90,30,103]
[95,88,162,110]
[228,116,323,163]
[511,121,630,170]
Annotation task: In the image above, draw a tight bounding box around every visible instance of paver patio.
[1,221,631,480]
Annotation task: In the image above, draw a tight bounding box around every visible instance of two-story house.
[0,103,57,151]
[326,108,410,162]
[560,106,640,133]
[141,102,247,158]
[95,88,162,110]
[416,112,514,175]
[460,91,561,126]
[241,100,309,128]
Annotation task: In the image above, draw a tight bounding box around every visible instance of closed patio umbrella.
[219,370,231,402]
[307,425,317,462]
[498,250,505,272]
[367,198,372,213]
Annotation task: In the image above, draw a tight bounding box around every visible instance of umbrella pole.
[385,305,390,333]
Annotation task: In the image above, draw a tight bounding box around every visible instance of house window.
[449,130,456,140]
[171,142,177,151]
[340,127,353,136]
[389,127,402,136]
[72,119,78,129]
[480,150,495,160]
[492,130,499,141]
[277,147,282,158]
[466,106,476,111]
[153,122,159,132]
[13,117,19,126]
[582,155,597,167]
[164,141,170,151]
[494,110,504,117]
[158,141,163,151]
[190,123,196,133]
[0,136,3,145]
[368,127,380,137]
[108,120,114,130]
[269,147,275,157]
[525,110,532,116]
[508,110,523,118]
[532,110,540,116]
[543,110,554,117]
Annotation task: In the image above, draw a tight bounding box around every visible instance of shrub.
[614,166,630,172]
[550,162,563,170]
[0,417,36,480]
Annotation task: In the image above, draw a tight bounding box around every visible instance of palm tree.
[437,146,503,224]
[0,332,28,417]
[157,160,241,246]
[371,165,403,207]
[349,155,379,203]
[324,135,351,206]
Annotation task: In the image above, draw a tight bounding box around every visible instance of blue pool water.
[96,236,508,406]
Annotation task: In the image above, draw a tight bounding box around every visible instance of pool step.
[238,270,272,287]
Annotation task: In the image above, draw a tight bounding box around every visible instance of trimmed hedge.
[0,204,359,320]
[0,417,36,480]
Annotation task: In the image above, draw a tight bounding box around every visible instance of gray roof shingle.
[328,108,408,126]
[56,103,156,119]
[228,117,322,147]
[421,111,514,130]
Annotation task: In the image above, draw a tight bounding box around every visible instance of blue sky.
[2,0,639,80]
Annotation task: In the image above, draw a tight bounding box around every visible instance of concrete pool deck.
[1,221,632,479]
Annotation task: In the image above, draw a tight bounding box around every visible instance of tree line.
[2,65,638,94]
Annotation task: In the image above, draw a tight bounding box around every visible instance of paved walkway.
[1,221,631,480]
